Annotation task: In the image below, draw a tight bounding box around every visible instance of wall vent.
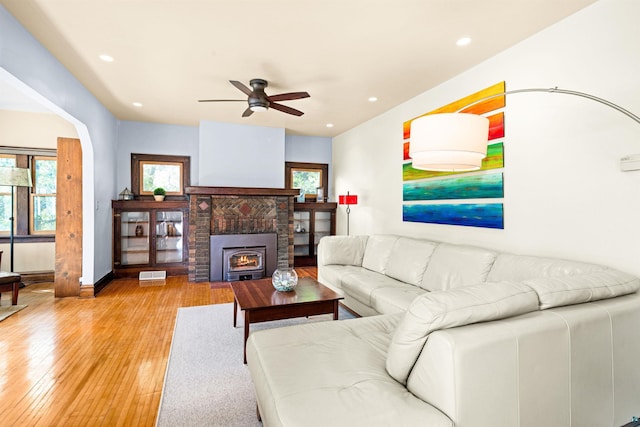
[139,271,167,281]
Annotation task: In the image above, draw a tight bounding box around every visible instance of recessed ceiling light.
[99,54,114,62]
[368,97,378,102]
[326,123,334,128]
[456,37,472,46]
[132,102,143,107]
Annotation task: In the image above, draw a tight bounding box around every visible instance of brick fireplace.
[185,186,300,282]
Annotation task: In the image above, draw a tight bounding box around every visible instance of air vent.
[139,271,167,281]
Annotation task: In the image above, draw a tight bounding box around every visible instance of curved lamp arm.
[410,87,640,172]
[458,87,640,125]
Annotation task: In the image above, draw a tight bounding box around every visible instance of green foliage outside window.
[292,170,321,196]
[33,157,57,233]
[142,163,182,193]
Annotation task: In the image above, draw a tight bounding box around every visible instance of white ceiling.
[1,0,597,137]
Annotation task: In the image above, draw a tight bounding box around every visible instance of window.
[131,153,190,198]
[0,155,17,233]
[0,150,56,239]
[285,162,329,202]
[31,156,57,233]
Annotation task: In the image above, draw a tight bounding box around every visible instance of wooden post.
[55,137,83,297]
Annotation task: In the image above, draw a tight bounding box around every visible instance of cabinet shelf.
[113,200,189,278]
[293,202,337,267]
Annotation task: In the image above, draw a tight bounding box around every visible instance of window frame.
[131,153,190,200]
[29,155,57,235]
[0,149,56,243]
[285,162,329,202]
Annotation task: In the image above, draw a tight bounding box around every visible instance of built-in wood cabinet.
[293,202,337,266]
[112,200,188,278]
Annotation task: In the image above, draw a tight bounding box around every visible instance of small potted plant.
[153,187,166,201]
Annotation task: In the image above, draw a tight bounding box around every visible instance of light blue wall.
[0,5,118,283]
[285,134,333,200]
[116,120,199,192]
[199,121,286,188]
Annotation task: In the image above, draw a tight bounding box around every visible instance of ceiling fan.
[198,79,310,117]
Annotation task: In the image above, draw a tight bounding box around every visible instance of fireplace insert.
[222,247,266,281]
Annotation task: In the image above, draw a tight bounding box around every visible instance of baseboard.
[20,271,54,284]
[93,271,115,296]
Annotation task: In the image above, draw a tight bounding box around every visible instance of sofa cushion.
[341,269,407,307]
[246,314,453,427]
[317,235,368,266]
[361,235,399,274]
[421,243,497,292]
[385,237,438,287]
[523,270,640,309]
[317,264,363,294]
[487,253,606,282]
[386,281,539,385]
[371,286,427,315]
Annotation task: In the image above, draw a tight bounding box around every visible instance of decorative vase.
[154,195,165,201]
[135,224,143,237]
[272,268,298,292]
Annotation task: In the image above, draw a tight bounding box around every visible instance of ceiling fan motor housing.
[248,78,270,109]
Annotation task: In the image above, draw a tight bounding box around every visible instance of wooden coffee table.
[230,277,343,363]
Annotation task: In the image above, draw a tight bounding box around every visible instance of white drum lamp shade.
[409,113,490,171]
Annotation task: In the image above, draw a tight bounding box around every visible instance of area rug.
[0,304,27,322]
[156,303,355,427]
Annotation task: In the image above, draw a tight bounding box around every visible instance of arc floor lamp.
[409,87,640,172]
[0,167,33,272]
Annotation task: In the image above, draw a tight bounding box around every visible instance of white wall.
[116,120,199,192]
[0,110,78,146]
[199,121,285,188]
[333,0,640,277]
[285,134,334,199]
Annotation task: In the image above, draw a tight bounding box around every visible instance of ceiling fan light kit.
[199,78,310,117]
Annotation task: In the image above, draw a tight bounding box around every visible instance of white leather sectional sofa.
[246,235,640,426]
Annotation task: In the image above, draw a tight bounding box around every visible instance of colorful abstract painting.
[402,82,506,229]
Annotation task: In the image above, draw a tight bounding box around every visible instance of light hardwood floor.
[0,268,317,426]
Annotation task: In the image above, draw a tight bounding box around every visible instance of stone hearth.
[186,186,300,282]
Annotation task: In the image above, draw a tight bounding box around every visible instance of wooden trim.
[185,186,300,197]
[93,271,114,296]
[131,153,190,200]
[284,161,329,199]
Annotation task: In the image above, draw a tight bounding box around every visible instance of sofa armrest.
[317,235,369,267]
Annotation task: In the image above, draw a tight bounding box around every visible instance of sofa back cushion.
[523,270,640,309]
[317,235,369,266]
[385,237,438,287]
[487,253,606,282]
[421,243,497,291]
[386,281,539,385]
[361,235,399,274]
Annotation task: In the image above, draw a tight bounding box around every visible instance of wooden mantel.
[185,186,300,197]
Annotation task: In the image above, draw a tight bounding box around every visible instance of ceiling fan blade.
[230,80,253,96]
[270,102,304,116]
[198,99,246,102]
[242,107,254,117]
[268,92,310,102]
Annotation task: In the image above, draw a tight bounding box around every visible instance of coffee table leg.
[333,300,339,320]
[244,310,250,364]
[233,298,238,327]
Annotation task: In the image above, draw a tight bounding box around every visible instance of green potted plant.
[153,187,166,201]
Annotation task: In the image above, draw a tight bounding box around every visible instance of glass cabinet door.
[314,211,332,255]
[155,210,184,264]
[120,211,150,265]
[293,210,310,256]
